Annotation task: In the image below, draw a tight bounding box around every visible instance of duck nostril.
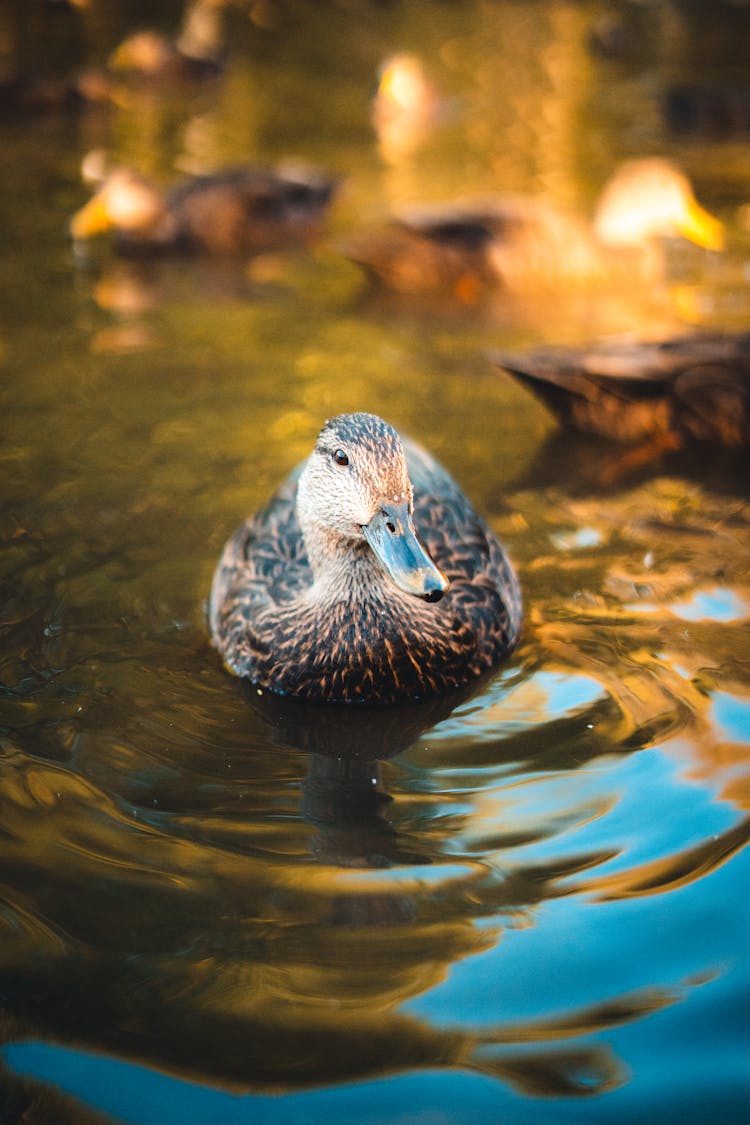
[386,520,396,534]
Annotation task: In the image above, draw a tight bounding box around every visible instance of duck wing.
[168,167,337,253]
[208,464,310,639]
[405,438,522,646]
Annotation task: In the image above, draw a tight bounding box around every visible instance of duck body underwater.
[209,413,521,705]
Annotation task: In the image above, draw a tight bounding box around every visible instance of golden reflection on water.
[1,0,750,1117]
[1,722,713,1098]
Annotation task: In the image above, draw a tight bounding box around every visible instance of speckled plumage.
[209,413,521,705]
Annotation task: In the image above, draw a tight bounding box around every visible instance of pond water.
[1,1,750,1122]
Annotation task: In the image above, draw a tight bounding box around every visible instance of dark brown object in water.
[492,332,750,448]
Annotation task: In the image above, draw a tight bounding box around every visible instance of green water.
[1,2,749,1122]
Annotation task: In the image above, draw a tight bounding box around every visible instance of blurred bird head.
[593,158,724,251]
[70,169,171,241]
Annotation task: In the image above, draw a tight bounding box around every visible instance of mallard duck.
[345,158,723,298]
[209,412,521,705]
[69,164,338,256]
[492,331,750,447]
[345,197,597,300]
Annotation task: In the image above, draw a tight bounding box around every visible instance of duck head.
[107,31,179,77]
[69,169,175,242]
[296,413,448,601]
[593,157,724,251]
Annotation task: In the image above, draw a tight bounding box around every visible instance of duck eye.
[333,449,349,466]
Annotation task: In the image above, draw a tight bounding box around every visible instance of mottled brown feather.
[209,414,521,705]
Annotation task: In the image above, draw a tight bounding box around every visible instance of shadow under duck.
[209,413,521,705]
[492,331,750,447]
[70,164,338,256]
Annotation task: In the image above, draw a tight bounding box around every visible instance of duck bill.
[70,195,112,240]
[678,198,724,251]
[363,501,449,600]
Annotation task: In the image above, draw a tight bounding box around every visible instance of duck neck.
[301,520,388,605]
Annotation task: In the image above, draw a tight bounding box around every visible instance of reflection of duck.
[248,679,475,759]
[70,164,338,256]
[249,685,483,866]
[492,331,750,447]
[345,158,724,299]
[210,412,521,704]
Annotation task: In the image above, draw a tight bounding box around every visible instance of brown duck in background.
[103,0,228,88]
[346,197,596,301]
[492,331,750,449]
[104,29,224,86]
[0,30,221,118]
[345,158,724,300]
[70,163,339,256]
[5,1,231,115]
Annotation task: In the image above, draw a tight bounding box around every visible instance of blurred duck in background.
[345,158,724,300]
[372,52,451,162]
[70,162,339,256]
[104,0,228,87]
[0,0,230,115]
[590,158,723,252]
[492,331,750,449]
[105,29,223,86]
